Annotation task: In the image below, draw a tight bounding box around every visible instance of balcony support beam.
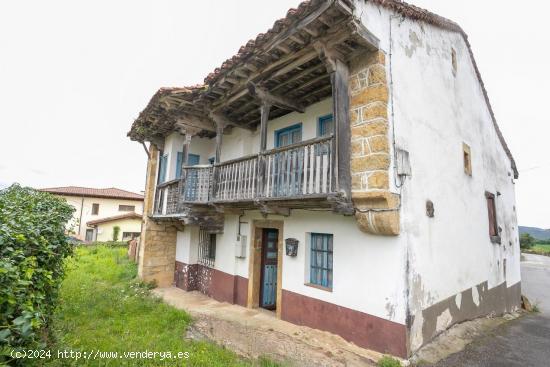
[258,101,271,197]
[248,82,305,113]
[315,42,352,204]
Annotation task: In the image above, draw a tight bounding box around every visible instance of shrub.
[0,184,74,359]
[112,225,120,242]
[520,233,535,249]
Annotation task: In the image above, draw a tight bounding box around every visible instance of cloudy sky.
[0,1,548,227]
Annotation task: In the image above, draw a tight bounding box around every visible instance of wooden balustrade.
[182,166,212,203]
[213,155,258,201]
[154,179,180,215]
[153,136,335,215]
[261,135,333,198]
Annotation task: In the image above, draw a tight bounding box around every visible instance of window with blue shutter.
[310,233,333,289]
[158,154,168,183]
[187,154,200,166]
[175,152,183,179]
[275,123,302,148]
[318,114,334,137]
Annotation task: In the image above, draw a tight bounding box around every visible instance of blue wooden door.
[260,229,279,309]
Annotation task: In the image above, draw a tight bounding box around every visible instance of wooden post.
[211,121,225,199]
[258,101,271,197]
[181,134,192,169]
[215,122,224,164]
[331,58,351,198]
[314,41,352,200]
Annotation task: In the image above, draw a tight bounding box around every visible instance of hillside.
[519,226,550,240]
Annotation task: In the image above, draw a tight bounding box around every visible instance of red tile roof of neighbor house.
[86,212,143,226]
[39,186,144,201]
[129,0,518,178]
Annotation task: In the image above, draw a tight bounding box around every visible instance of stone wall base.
[138,220,179,287]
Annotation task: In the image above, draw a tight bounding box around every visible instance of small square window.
[91,203,99,215]
[463,143,472,176]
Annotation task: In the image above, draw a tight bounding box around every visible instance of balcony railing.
[154,135,335,215]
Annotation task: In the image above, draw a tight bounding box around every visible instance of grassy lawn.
[40,245,277,366]
[531,243,550,255]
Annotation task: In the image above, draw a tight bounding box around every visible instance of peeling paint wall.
[356,0,521,354]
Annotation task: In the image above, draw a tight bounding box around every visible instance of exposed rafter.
[247,83,305,113]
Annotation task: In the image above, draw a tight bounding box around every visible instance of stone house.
[39,186,144,241]
[128,0,521,358]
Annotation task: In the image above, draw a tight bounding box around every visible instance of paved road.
[433,253,550,367]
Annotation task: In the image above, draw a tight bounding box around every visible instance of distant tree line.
[520,233,550,249]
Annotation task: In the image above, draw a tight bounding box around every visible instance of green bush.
[378,356,401,367]
[112,225,120,241]
[0,184,74,359]
[520,233,535,249]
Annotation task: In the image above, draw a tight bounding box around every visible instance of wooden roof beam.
[175,114,216,133]
[247,82,305,113]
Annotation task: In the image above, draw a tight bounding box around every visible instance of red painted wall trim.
[281,289,408,358]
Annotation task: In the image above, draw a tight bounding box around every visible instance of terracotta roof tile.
[86,212,143,226]
[39,186,144,201]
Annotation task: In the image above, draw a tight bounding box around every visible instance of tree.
[112,226,120,242]
[520,233,535,249]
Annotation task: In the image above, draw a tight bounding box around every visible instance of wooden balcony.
[153,135,337,216]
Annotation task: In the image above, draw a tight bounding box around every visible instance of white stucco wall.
[176,210,407,324]
[95,217,142,242]
[356,0,520,335]
[59,194,143,239]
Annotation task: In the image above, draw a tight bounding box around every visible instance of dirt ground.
[154,287,527,366]
[153,287,385,367]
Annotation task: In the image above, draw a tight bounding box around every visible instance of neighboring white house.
[39,186,144,242]
[127,0,520,358]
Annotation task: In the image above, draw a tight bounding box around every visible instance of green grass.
[533,244,550,253]
[524,243,550,256]
[39,245,279,366]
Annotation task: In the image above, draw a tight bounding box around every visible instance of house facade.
[128,0,521,358]
[39,186,144,242]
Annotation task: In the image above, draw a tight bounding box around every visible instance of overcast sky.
[0,1,548,228]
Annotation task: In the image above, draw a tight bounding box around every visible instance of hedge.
[0,184,74,358]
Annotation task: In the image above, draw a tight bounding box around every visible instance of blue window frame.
[317,114,334,137]
[310,233,333,289]
[158,154,168,183]
[275,123,302,148]
[187,154,200,166]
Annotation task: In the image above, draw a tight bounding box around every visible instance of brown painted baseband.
[413,280,521,354]
[174,261,248,307]
[281,289,408,358]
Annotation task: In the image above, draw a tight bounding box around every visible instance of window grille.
[198,229,216,267]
